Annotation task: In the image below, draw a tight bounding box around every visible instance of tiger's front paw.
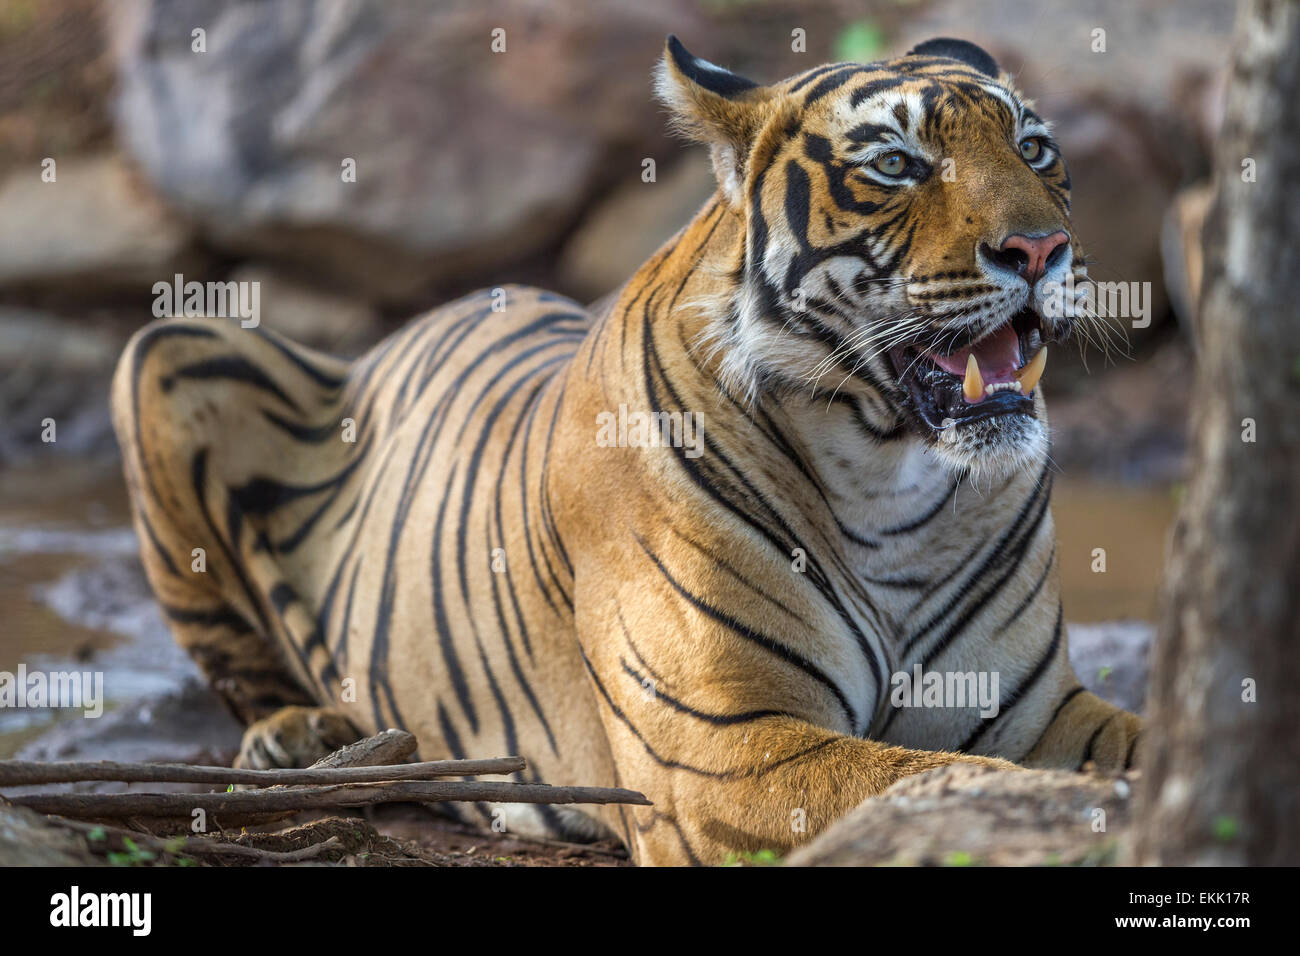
[234,706,361,770]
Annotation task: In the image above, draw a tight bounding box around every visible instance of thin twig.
[0,756,526,788]
[9,780,651,819]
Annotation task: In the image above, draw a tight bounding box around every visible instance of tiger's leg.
[595,707,1018,866]
[1021,686,1143,772]
[111,318,363,766]
[577,599,1021,865]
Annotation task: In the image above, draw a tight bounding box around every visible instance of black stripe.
[128,323,221,578]
[960,604,1064,752]
[622,658,796,727]
[1125,731,1141,768]
[577,644,729,779]
[1080,712,1118,769]
[1046,684,1085,727]
[251,326,347,390]
[879,479,960,535]
[161,603,252,630]
[163,355,302,413]
[636,537,857,728]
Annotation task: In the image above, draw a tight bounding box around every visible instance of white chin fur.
[932,412,1048,484]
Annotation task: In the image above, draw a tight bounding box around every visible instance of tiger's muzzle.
[886,305,1067,434]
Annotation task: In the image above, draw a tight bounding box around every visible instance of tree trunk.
[1135,0,1300,865]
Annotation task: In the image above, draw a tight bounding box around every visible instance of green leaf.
[1212,815,1240,841]
[834,21,885,63]
[719,849,781,867]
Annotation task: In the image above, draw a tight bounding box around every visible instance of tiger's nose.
[982,231,1070,284]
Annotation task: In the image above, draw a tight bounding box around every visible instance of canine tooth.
[963,353,984,402]
[1017,346,1047,394]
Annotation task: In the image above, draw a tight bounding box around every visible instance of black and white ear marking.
[656,35,772,205]
[907,37,1000,78]
[665,35,758,99]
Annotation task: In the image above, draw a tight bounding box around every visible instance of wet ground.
[0,459,201,756]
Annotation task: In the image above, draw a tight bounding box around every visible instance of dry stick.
[307,729,416,769]
[10,780,651,819]
[211,835,342,863]
[0,756,526,788]
[57,817,344,863]
[237,727,423,827]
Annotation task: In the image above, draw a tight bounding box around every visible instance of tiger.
[110,35,1142,866]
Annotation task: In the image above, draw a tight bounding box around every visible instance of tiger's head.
[658,36,1090,480]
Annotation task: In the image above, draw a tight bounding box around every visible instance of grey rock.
[108,0,708,303]
[0,153,196,296]
[559,153,718,300]
[1068,619,1153,714]
[0,308,124,463]
[228,265,383,356]
[786,763,1136,866]
[0,802,104,866]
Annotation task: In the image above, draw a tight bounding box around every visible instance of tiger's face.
[659,37,1090,480]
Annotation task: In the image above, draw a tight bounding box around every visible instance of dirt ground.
[366,807,630,867]
[0,799,632,867]
[0,681,631,867]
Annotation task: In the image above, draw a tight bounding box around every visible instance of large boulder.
[787,764,1137,866]
[107,0,714,304]
[0,801,103,866]
[0,152,197,298]
[559,152,717,300]
[0,307,126,461]
[226,265,383,356]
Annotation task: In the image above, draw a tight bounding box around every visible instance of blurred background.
[0,0,1233,758]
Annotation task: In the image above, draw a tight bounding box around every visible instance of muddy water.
[0,460,198,755]
[1053,478,1179,622]
[0,461,132,663]
[0,459,1177,756]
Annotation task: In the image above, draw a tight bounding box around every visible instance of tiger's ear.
[907,37,1000,78]
[655,35,774,204]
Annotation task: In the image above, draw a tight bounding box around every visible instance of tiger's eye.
[1020,138,1043,162]
[874,151,907,176]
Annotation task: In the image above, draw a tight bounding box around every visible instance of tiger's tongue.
[925,323,1021,383]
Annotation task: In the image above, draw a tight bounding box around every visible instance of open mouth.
[887,308,1049,432]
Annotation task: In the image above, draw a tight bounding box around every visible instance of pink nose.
[995,231,1070,284]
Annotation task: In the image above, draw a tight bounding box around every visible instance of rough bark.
[1135,0,1300,865]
